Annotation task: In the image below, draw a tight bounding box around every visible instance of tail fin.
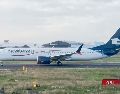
[105,28,120,47]
[91,28,120,56]
[92,28,120,50]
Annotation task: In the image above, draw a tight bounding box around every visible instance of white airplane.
[0,28,120,65]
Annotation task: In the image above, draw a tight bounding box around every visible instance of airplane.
[0,28,120,65]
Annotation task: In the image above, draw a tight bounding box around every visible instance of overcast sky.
[0,0,120,44]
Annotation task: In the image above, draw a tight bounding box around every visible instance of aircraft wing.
[51,53,75,60]
[50,44,83,61]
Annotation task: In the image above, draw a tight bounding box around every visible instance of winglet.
[76,44,83,54]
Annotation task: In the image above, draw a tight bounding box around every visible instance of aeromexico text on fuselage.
[8,49,35,56]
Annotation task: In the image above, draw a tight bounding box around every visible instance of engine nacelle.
[37,56,51,64]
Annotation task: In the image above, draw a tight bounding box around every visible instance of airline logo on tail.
[111,38,120,45]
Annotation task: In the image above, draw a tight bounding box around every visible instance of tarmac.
[0,63,120,70]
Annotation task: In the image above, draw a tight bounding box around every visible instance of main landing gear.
[57,60,62,66]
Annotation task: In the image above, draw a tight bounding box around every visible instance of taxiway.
[0,63,120,70]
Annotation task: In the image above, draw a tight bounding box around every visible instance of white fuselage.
[0,47,108,61]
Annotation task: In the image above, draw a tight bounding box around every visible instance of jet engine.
[37,56,51,64]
